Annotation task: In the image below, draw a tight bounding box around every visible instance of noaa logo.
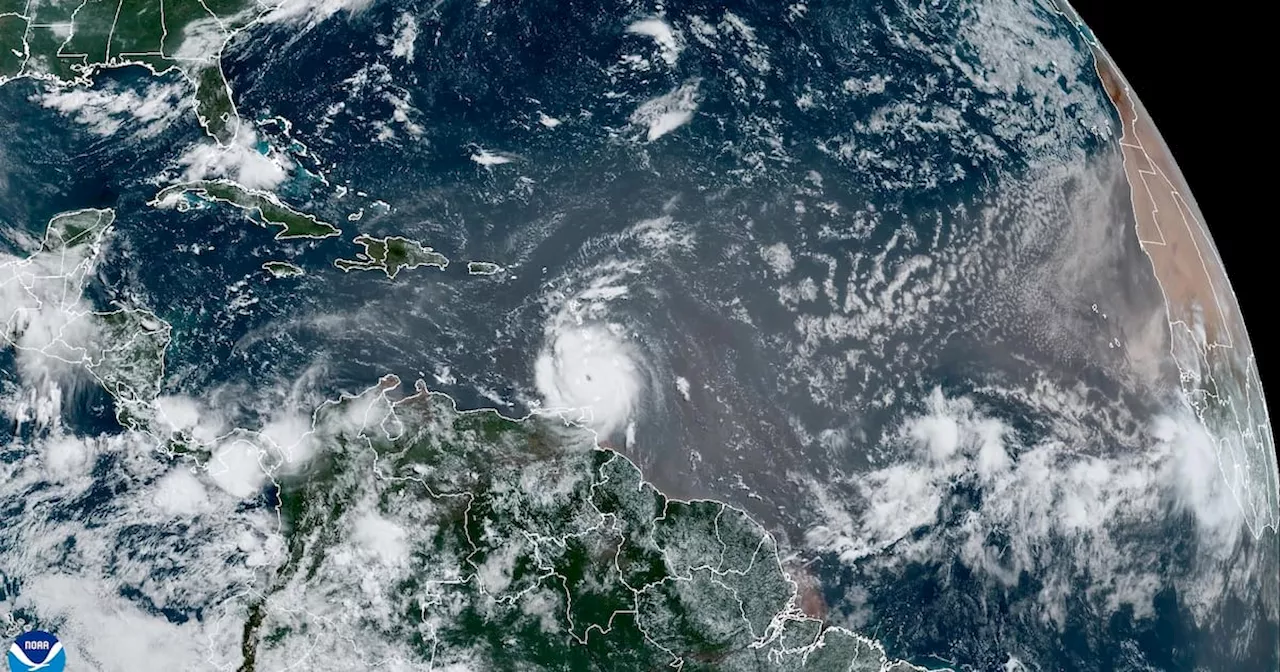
[6,631,64,672]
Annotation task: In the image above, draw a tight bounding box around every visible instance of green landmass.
[19,25,79,81]
[466,260,503,276]
[7,209,929,671]
[59,0,116,64]
[108,0,163,58]
[262,261,304,278]
[0,0,266,143]
[247,377,927,671]
[3,209,171,434]
[23,0,77,23]
[238,603,265,672]
[88,307,172,411]
[193,65,236,143]
[153,180,341,240]
[0,15,27,79]
[41,208,115,251]
[333,234,448,278]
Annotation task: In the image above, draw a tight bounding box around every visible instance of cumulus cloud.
[352,510,410,566]
[43,433,98,481]
[18,574,224,671]
[316,62,423,142]
[172,127,293,190]
[33,81,188,138]
[630,80,700,141]
[1157,414,1248,546]
[0,205,354,671]
[207,437,270,499]
[389,12,418,62]
[0,428,277,672]
[625,215,696,253]
[172,18,229,63]
[152,394,228,443]
[152,467,215,517]
[260,412,316,465]
[470,149,514,166]
[626,18,682,66]
[262,0,374,27]
[0,210,115,430]
[801,386,1253,625]
[759,242,795,276]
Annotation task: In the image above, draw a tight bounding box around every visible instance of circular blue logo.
[6,630,64,672]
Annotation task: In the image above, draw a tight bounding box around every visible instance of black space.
[1065,3,1276,426]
